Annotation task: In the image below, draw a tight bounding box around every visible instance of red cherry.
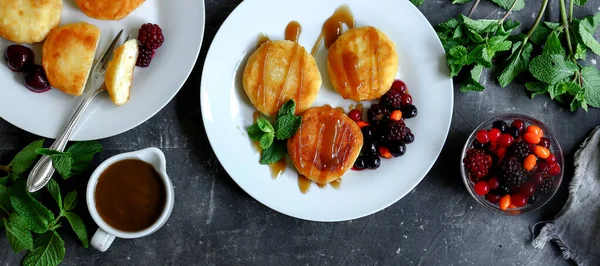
[498,134,514,148]
[511,194,528,207]
[536,162,550,174]
[485,193,501,203]
[520,181,536,196]
[548,163,561,176]
[531,172,544,185]
[474,181,490,196]
[348,109,362,121]
[511,119,525,133]
[400,94,412,107]
[476,130,489,144]
[487,128,502,143]
[539,137,551,149]
[546,154,557,163]
[487,177,500,190]
[497,147,507,158]
[391,80,407,93]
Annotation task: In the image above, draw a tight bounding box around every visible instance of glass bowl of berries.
[460,114,564,215]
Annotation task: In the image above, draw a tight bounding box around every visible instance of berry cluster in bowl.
[348,80,417,170]
[461,114,564,214]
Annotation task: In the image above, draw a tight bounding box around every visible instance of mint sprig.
[0,139,101,266]
[247,99,302,165]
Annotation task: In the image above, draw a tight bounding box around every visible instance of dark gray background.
[2,0,598,265]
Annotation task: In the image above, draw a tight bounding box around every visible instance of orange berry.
[526,125,544,138]
[533,146,550,159]
[499,195,511,210]
[378,146,393,159]
[390,110,403,121]
[356,121,369,128]
[523,154,537,171]
[523,132,541,144]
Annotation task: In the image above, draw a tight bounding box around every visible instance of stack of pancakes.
[243,26,398,185]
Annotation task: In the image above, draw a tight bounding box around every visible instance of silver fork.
[26,30,126,192]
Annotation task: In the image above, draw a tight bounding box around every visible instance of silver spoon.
[26,30,125,192]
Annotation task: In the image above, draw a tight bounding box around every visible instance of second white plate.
[201,0,453,221]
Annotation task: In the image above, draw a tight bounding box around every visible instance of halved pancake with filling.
[287,105,363,184]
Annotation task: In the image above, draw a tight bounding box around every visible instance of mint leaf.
[467,44,492,67]
[66,141,102,165]
[487,36,512,54]
[580,13,600,32]
[581,66,600,108]
[491,0,525,11]
[5,214,33,252]
[275,115,302,140]
[460,65,485,92]
[410,0,424,6]
[9,183,53,233]
[247,124,263,141]
[4,215,33,253]
[501,20,521,34]
[34,149,63,156]
[467,29,485,43]
[51,154,74,180]
[578,22,600,55]
[452,0,472,3]
[529,54,579,84]
[256,118,274,133]
[64,212,88,248]
[447,46,468,77]
[0,184,12,216]
[260,141,287,165]
[575,43,588,60]
[498,42,533,87]
[571,91,589,111]
[437,18,460,32]
[46,179,61,210]
[525,81,551,99]
[542,31,566,56]
[574,0,588,5]
[549,82,577,100]
[63,191,77,211]
[9,139,44,177]
[23,231,65,266]
[259,132,274,149]
[277,99,296,118]
[460,15,499,33]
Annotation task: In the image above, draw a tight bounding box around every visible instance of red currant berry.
[511,194,528,207]
[474,181,490,196]
[348,109,362,121]
[511,119,525,133]
[548,163,561,176]
[498,134,514,148]
[520,181,536,196]
[539,137,551,149]
[546,154,557,163]
[485,193,501,203]
[391,80,407,93]
[400,94,412,107]
[487,177,500,190]
[476,130,489,144]
[531,172,544,185]
[487,128,502,143]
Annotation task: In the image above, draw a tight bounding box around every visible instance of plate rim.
[0,1,207,141]
[200,0,454,222]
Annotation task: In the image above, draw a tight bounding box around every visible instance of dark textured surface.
[1,0,599,265]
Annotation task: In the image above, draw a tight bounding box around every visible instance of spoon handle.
[26,87,104,192]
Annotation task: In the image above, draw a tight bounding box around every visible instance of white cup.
[86,147,174,252]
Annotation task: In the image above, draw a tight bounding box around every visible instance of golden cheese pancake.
[42,22,101,96]
[105,39,139,106]
[75,0,145,20]
[327,26,398,102]
[243,40,322,116]
[0,0,62,43]
[287,105,363,184]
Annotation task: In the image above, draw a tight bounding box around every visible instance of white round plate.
[0,0,205,140]
[201,0,453,221]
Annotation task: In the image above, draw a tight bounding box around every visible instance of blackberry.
[367,104,390,127]
[472,140,485,149]
[136,45,155,67]
[383,119,406,142]
[463,149,492,180]
[380,89,403,109]
[138,23,164,49]
[507,141,530,161]
[538,177,555,194]
[498,156,527,188]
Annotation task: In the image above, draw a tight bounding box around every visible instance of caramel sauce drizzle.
[311,5,355,56]
[256,33,271,48]
[285,21,302,43]
[298,174,312,194]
